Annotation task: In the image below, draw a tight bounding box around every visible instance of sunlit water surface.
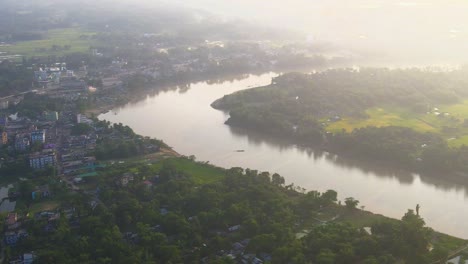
[99,73,468,238]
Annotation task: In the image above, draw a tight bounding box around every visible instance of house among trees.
[119,173,134,187]
[31,185,51,200]
[228,224,241,232]
[5,212,22,232]
[142,180,153,188]
[4,229,28,246]
[9,252,35,264]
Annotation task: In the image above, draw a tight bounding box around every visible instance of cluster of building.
[29,149,56,170]
[62,131,98,180]
[33,63,79,88]
[116,172,156,189]
[0,113,60,170]
[0,93,106,179]
[4,213,29,247]
[3,206,78,263]
[201,226,273,264]
[32,62,90,103]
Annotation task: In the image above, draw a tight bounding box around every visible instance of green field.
[325,100,468,147]
[151,158,225,185]
[326,107,436,133]
[0,28,96,58]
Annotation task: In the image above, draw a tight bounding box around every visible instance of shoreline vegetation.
[82,65,330,118]
[78,65,468,248]
[212,68,468,181]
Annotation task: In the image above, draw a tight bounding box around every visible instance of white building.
[77,114,93,125]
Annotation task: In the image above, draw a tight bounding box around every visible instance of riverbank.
[97,71,468,240]
[210,68,468,184]
[222,115,468,186]
[83,64,333,118]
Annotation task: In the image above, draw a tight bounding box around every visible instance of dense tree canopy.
[10,158,448,263]
[214,68,468,174]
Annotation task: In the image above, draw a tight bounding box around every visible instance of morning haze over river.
[99,71,468,239]
[5,0,468,261]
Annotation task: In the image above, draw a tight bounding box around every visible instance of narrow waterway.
[99,72,468,238]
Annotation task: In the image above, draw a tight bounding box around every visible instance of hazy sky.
[161,0,468,63]
[111,0,468,63]
[170,0,468,36]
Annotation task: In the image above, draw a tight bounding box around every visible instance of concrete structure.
[15,135,30,152]
[6,212,17,224]
[0,116,7,126]
[2,131,7,145]
[9,252,34,264]
[34,70,48,82]
[29,151,56,170]
[5,231,19,245]
[4,229,27,246]
[32,185,51,200]
[31,130,46,144]
[44,111,59,122]
[76,114,93,125]
[60,77,86,90]
[0,100,8,110]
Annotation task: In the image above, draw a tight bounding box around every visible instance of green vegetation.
[0,60,32,97]
[150,157,225,185]
[13,94,65,118]
[326,107,437,133]
[70,123,93,136]
[94,121,164,160]
[0,28,96,58]
[326,103,468,147]
[214,68,468,174]
[7,157,465,263]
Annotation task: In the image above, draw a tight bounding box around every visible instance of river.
[99,72,468,239]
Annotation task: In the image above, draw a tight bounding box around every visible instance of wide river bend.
[99,73,468,238]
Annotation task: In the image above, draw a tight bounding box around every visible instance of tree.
[321,189,338,206]
[316,249,336,264]
[272,173,285,186]
[19,181,34,203]
[344,197,359,209]
[72,123,93,135]
[248,234,277,254]
[400,209,431,261]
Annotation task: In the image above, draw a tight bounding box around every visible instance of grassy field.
[150,158,225,185]
[28,200,60,214]
[325,101,468,147]
[326,107,444,133]
[0,27,96,58]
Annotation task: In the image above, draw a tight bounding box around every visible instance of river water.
[99,72,468,238]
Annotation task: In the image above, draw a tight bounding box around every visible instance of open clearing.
[0,27,96,58]
[150,158,225,185]
[325,100,468,147]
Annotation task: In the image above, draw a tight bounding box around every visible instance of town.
[0,30,344,263]
[0,0,467,263]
